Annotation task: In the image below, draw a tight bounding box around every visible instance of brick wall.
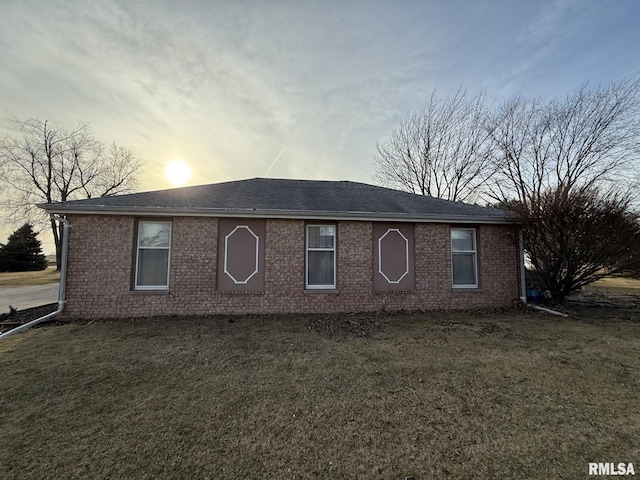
[63,215,521,318]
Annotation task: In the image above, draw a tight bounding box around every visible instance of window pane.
[308,251,335,286]
[308,226,335,249]
[137,250,169,286]
[452,253,477,286]
[139,222,171,248]
[451,229,474,251]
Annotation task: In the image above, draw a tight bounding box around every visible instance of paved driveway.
[0,283,59,312]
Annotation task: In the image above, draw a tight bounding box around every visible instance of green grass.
[0,267,60,287]
[1,311,639,479]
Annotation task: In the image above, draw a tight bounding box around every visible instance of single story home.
[40,178,523,318]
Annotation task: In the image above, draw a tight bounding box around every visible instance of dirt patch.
[0,303,58,334]
[435,318,504,336]
[565,293,640,321]
[306,311,389,337]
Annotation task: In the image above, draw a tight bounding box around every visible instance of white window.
[135,221,172,289]
[306,225,336,289]
[451,228,478,288]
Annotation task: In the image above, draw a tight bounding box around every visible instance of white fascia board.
[39,205,517,225]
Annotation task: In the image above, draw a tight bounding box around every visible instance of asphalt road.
[0,283,59,312]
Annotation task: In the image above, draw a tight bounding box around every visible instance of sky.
[1,0,640,252]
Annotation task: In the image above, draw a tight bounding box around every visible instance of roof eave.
[39,204,518,225]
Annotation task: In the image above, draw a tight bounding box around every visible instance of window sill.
[451,287,481,293]
[130,288,171,295]
[218,290,265,295]
[374,289,417,294]
[304,288,339,294]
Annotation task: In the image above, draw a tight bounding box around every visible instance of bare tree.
[487,80,640,302]
[487,79,640,204]
[0,118,141,268]
[374,89,494,202]
[508,186,640,303]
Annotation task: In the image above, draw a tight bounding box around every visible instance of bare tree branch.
[374,89,495,202]
[0,118,141,268]
[487,79,640,204]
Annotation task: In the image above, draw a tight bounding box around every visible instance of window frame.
[134,220,172,290]
[305,224,337,290]
[450,227,478,288]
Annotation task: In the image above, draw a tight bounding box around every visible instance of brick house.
[40,178,523,319]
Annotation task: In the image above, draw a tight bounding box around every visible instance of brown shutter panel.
[217,219,266,292]
[372,223,415,291]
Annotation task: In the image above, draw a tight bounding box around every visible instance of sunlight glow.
[165,159,192,186]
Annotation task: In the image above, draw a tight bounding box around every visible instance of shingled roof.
[40,178,515,224]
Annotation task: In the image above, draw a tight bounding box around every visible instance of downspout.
[0,215,69,339]
[518,228,527,304]
[528,303,569,317]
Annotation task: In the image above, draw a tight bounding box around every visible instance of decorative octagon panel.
[224,226,259,284]
[378,228,409,284]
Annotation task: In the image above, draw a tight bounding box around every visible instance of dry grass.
[1,310,639,479]
[0,267,60,287]
[585,276,640,294]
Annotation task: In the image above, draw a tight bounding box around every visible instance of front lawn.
[1,310,638,479]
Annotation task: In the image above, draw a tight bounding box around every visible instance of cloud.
[1,0,639,196]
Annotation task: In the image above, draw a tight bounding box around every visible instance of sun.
[165,159,192,186]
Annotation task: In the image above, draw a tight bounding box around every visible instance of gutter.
[528,304,569,317]
[38,205,517,225]
[0,216,70,339]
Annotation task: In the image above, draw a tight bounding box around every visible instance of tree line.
[375,79,640,303]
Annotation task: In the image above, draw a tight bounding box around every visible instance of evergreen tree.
[0,223,48,272]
